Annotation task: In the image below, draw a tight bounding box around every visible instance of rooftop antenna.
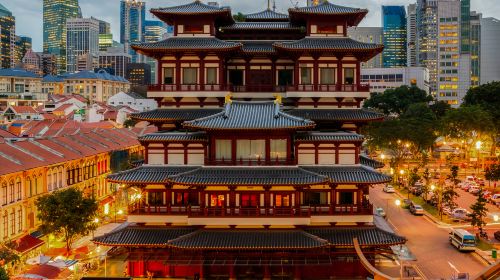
[267,0,270,10]
[289,0,299,8]
[273,0,276,11]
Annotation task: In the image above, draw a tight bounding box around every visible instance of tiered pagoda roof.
[132,37,242,56]
[274,38,383,59]
[221,22,301,31]
[295,131,364,143]
[107,165,389,185]
[130,108,223,123]
[93,225,406,249]
[245,9,289,22]
[289,1,368,26]
[151,1,233,25]
[183,101,315,131]
[360,155,384,169]
[138,132,208,143]
[287,109,384,122]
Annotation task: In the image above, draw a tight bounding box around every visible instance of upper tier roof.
[245,9,289,22]
[221,22,301,31]
[132,37,242,54]
[151,1,233,25]
[274,37,384,52]
[289,1,368,26]
[287,109,384,122]
[183,101,315,131]
[131,108,223,122]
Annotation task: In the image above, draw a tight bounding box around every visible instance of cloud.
[7,0,499,52]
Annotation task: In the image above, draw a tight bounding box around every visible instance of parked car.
[442,206,452,216]
[490,194,500,206]
[375,207,386,218]
[461,182,476,192]
[481,191,492,200]
[402,199,412,208]
[451,208,471,221]
[468,185,481,194]
[409,203,424,215]
[409,184,423,196]
[494,231,500,241]
[383,185,395,193]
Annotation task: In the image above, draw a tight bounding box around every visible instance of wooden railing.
[128,203,373,217]
[207,158,295,166]
[148,83,370,93]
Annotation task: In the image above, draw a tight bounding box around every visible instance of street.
[371,186,488,279]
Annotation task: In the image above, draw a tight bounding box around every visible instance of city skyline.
[7,0,500,52]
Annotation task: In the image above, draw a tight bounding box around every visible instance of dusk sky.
[8,0,500,52]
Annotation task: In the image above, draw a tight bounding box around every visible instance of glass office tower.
[120,0,146,63]
[382,6,407,68]
[43,0,81,73]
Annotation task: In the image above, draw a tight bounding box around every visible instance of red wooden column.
[144,144,149,164]
[330,184,337,214]
[157,58,162,85]
[200,187,206,211]
[244,57,251,89]
[334,144,339,164]
[164,144,168,165]
[175,53,181,91]
[165,184,172,213]
[356,60,361,90]
[294,187,300,214]
[199,53,206,91]
[355,144,360,164]
[357,186,362,211]
[229,186,236,215]
[229,261,236,280]
[336,57,343,91]
[293,58,299,89]
[218,56,224,87]
[271,57,277,88]
[264,186,271,215]
[313,56,319,91]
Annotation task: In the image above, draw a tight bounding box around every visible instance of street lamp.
[494,215,499,222]
[475,140,482,150]
[395,199,401,207]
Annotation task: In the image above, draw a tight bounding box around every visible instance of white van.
[449,229,476,251]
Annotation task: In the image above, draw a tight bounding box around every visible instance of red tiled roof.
[10,106,38,114]
[0,128,16,138]
[24,264,62,279]
[53,103,73,113]
[13,235,45,254]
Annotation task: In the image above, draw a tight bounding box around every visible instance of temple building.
[93,1,405,279]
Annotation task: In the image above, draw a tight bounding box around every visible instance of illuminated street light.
[381,154,386,160]
[494,215,499,222]
[405,143,410,148]
[94,217,99,223]
[430,184,436,191]
[117,209,124,215]
[476,140,482,150]
[399,170,405,175]
[395,200,401,207]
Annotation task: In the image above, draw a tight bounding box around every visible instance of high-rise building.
[40,53,58,76]
[120,0,145,63]
[99,47,131,78]
[15,36,32,66]
[66,18,100,73]
[382,6,407,68]
[144,20,167,84]
[22,49,41,75]
[416,0,438,95]
[43,0,81,73]
[92,17,114,52]
[0,3,15,69]
[126,62,151,86]
[480,17,500,84]
[347,27,383,68]
[77,52,98,72]
[407,4,418,67]
[470,11,481,88]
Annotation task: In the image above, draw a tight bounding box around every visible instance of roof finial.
[267,0,270,10]
[273,0,276,11]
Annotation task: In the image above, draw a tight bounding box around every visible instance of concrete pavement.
[370,187,487,279]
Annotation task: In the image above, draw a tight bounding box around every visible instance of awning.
[13,235,45,254]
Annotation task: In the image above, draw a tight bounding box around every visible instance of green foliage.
[485,163,500,182]
[463,81,500,130]
[449,165,460,185]
[0,245,19,266]
[442,184,459,212]
[441,105,493,140]
[408,168,421,188]
[468,188,488,232]
[123,118,137,128]
[429,101,452,119]
[232,12,246,22]
[36,188,98,252]
[0,266,7,280]
[363,86,433,116]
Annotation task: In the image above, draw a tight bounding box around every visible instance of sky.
[6,0,500,52]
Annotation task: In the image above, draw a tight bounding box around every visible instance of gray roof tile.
[222,22,300,31]
[245,9,289,21]
[240,41,279,54]
[306,227,406,247]
[287,109,384,121]
[133,37,242,51]
[360,155,384,169]
[300,165,391,184]
[131,109,223,122]
[170,166,328,186]
[295,131,364,142]
[290,1,367,15]
[139,132,208,143]
[93,226,196,246]
[183,101,315,131]
[274,37,384,51]
[151,1,230,14]
[107,165,198,184]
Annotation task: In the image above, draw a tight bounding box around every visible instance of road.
[371,187,487,279]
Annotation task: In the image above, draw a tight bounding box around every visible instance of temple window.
[320,68,336,85]
[344,68,355,85]
[241,194,258,207]
[300,67,312,84]
[148,192,164,206]
[339,192,354,205]
[228,70,244,86]
[206,67,218,85]
[236,139,266,161]
[275,194,291,207]
[163,67,174,84]
[270,139,287,160]
[184,25,204,34]
[278,69,293,86]
[209,194,225,207]
[175,192,198,206]
[303,192,328,205]
[215,139,232,160]
[182,68,198,85]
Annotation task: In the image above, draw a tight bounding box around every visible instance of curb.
[393,190,452,227]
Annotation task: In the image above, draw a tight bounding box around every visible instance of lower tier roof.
[93,226,405,249]
[107,165,391,185]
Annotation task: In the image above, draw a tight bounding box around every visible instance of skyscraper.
[407,4,418,67]
[347,27,383,69]
[144,20,167,83]
[0,3,15,69]
[470,11,481,88]
[15,36,32,66]
[92,17,114,52]
[43,0,81,73]
[120,0,146,63]
[66,18,99,73]
[382,6,407,68]
[99,47,131,78]
[480,17,500,84]
[416,0,438,95]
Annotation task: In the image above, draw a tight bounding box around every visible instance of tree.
[429,101,452,119]
[441,184,459,213]
[36,188,98,252]
[123,118,137,128]
[421,168,431,201]
[463,82,500,154]
[468,188,488,233]
[0,266,8,280]
[363,86,433,116]
[449,165,460,186]
[485,163,500,185]
[232,12,246,22]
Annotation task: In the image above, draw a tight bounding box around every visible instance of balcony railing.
[148,83,370,93]
[208,158,295,166]
[128,204,373,217]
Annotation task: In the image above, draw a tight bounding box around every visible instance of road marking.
[387,219,399,231]
[448,261,460,273]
